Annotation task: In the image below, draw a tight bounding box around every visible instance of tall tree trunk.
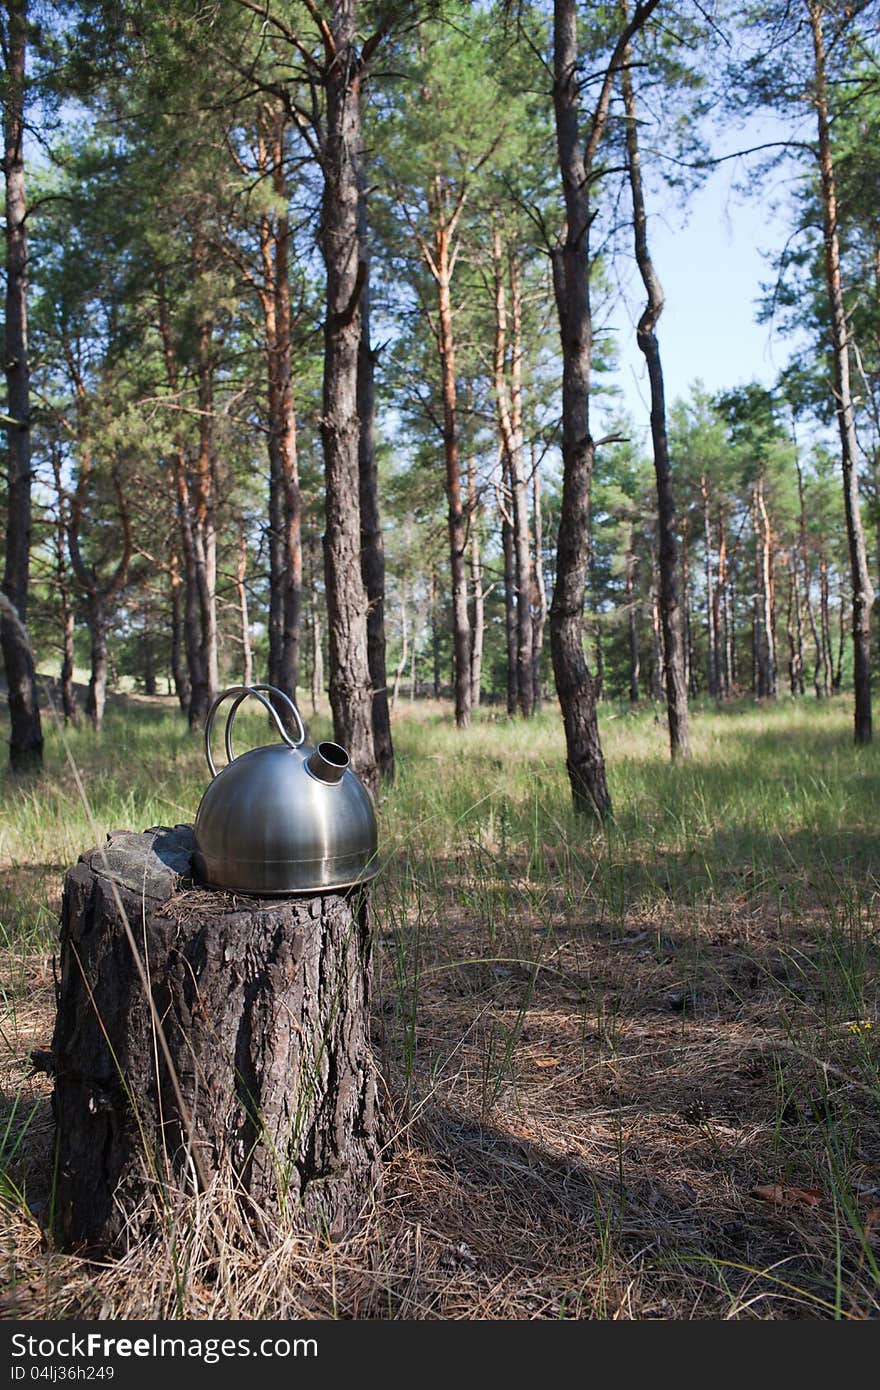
[786,559,796,696]
[752,483,761,694]
[650,550,664,701]
[391,578,408,708]
[262,202,285,701]
[808,0,873,742]
[682,511,695,695]
[621,33,690,757]
[156,278,202,725]
[236,529,253,688]
[84,600,109,731]
[625,542,640,703]
[60,603,76,721]
[787,551,804,696]
[1,0,42,771]
[433,219,471,729]
[716,514,730,699]
[308,522,323,716]
[820,555,833,697]
[142,619,157,697]
[179,463,205,729]
[723,568,734,697]
[834,570,846,693]
[796,452,824,698]
[467,442,484,708]
[275,167,303,717]
[793,556,805,696]
[756,471,777,697]
[430,563,441,698]
[357,157,393,780]
[701,475,718,697]
[259,104,303,728]
[531,447,546,709]
[411,588,422,702]
[548,0,654,815]
[713,520,725,699]
[493,232,534,719]
[191,298,218,724]
[320,1,378,792]
[67,425,131,734]
[168,548,190,713]
[50,446,77,725]
[499,460,518,717]
[509,252,533,717]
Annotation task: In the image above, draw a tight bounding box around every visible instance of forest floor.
[1,691,879,1320]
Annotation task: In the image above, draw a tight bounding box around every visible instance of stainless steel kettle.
[193,684,379,895]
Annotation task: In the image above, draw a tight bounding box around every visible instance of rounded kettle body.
[193,686,379,895]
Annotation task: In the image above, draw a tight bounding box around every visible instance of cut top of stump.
[81,824,200,903]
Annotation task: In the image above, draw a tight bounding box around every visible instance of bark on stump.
[51,825,382,1254]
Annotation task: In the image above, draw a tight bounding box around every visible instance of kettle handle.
[223,683,306,765]
[204,684,306,780]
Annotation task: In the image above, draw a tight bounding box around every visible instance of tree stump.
[50,825,382,1254]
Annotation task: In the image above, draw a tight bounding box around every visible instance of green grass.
[1,691,879,1318]
[3,692,878,933]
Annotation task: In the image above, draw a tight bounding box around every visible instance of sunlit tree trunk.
[168,548,190,712]
[236,528,253,688]
[467,443,484,708]
[531,448,547,709]
[184,245,219,728]
[493,228,534,718]
[548,0,657,814]
[754,471,776,697]
[787,551,804,696]
[50,444,77,725]
[808,0,873,741]
[793,557,805,696]
[723,574,734,697]
[357,154,393,778]
[681,511,695,695]
[796,452,824,697]
[67,484,131,732]
[391,578,408,709]
[833,571,846,693]
[1,0,42,770]
[625,541,639,703]
[319,0,378,791]
[432,217,472,729]
[621,29,690,756]
[701,475,718,697]
[258,104,302,727]
[430,563,441,698]
[308,523,323,716]
[85,600,109,728]
[650,549,664,701]
[716,514,731,699]
[819,554,833,697]
[499,459,518,717]
[65,359,132,733]
[156,277,203,726]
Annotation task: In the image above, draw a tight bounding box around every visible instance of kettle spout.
[307,741,350,784]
